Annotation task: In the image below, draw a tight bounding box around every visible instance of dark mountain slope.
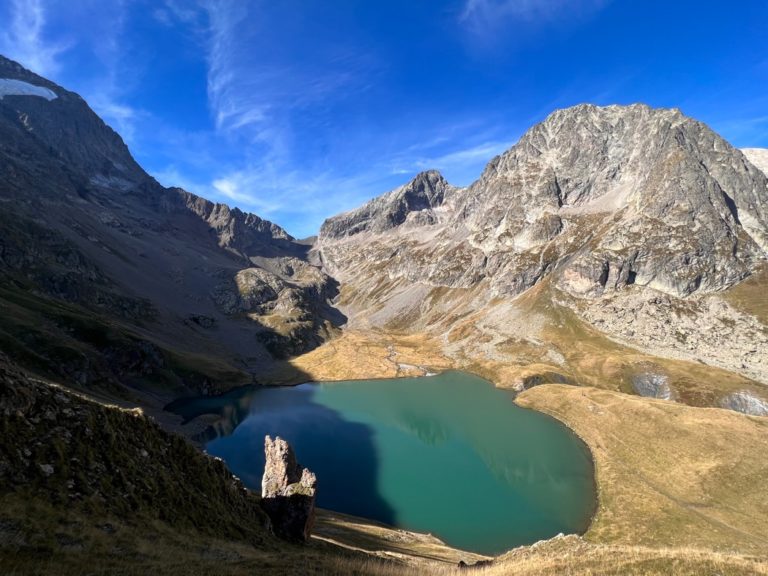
[0,55,340,408]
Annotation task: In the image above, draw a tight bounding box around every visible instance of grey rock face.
[720,391,768,417]
[261,436,317,542]
[320,104,768,301]
[317,104,768,385]
[578,290,768,384]
[320,170,456,239]
[180,190,294,255]
[631,373,673,400]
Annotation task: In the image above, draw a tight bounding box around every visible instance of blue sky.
[1,0,767,238]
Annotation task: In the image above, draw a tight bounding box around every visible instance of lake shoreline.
[173,371,598,555]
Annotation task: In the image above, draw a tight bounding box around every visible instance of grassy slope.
[4,271,768,573]
[273,280,766,408]
[517,385,768,555]
[0,281,253,402]
[725,265,768,326]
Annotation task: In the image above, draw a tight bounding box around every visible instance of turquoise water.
[176,371,595,555]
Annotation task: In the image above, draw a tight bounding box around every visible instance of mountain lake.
[169,371,596,555]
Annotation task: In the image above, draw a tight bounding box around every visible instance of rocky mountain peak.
[0,55,342,396]
[320,103,768,310]
[445,103,768,295]
[319,169,457,240]
[465,103,758,224]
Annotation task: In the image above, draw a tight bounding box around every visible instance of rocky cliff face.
[261,436,317,542]
[317,104,768,393]
[321,170,457,239]
[2,50,767,411]
[0,55,340,404]
[320,104,768,300]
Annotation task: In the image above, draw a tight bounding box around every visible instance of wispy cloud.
[168,161,389,237]
[177,0,390,234]
[201,1,375,141]
[712,114,768,147]
[0,0,70,76]
[89,96,143,143]
[78,1,144,143]
[154,0,206,27]
[459,0,608,37]
[389,140,516,180]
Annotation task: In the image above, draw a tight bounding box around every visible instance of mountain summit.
[318,103,768,391]
[321,104,768,299]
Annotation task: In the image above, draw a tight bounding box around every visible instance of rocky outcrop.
[261,436,317,542]
[577,289,768,384]
[319,104,768,302]
[720,391,768,417]
[320,170,456,239]
[179,190,296,257]
[0,354,271,544]
[631,372,673,400]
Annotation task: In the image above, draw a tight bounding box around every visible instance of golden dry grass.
[272,284,765,409]
[725,264,768,326]
[517,385,768,555]
[314,509,488,566]
[4,513,766,576]
[253,324,768,573]
[264,330,453,384]
[5,361,768,574]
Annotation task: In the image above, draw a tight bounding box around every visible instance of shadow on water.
[165,384,260,441]
[166,383,397,526]
[166,371,597,554]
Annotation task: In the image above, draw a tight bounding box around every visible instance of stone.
[631,372,673,400]
[320,170,454,239]
[720,391,768,417]
[260,436,317,542]
[319,104,768,301]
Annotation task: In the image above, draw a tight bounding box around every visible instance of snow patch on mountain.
[0,78,57,101]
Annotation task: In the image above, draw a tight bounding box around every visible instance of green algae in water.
[199,371,595,555]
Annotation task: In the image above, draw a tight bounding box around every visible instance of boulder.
[260,436,317,542]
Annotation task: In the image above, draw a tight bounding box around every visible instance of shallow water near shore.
[179,371,595,555]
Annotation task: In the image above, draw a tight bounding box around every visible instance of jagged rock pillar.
[260,435,317,542]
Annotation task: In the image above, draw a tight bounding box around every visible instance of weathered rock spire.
[260,435,317,542]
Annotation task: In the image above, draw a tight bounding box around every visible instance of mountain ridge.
[319,103,768,298]
[0,54,340,410]
[316,102,768,395]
